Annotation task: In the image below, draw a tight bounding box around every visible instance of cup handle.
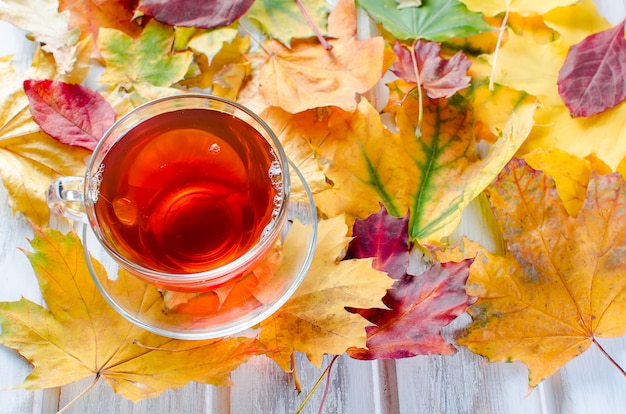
[47,177,89,223]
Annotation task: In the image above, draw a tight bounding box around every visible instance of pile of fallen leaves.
[1,0,626,405]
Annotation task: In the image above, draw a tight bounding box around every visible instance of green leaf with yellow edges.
[98,20,193,90]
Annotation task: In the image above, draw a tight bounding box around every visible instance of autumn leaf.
[258,216,393,371]
[0,57,88,225]
[312,85,536,245]
[391,40,471,99]
[523,147,611,216]
[136,0,254,29]
[0,226,262,401]
[342,207,475,359]
[459,158,626,387]
[97,19,193,90]
[246,0,330,47]
[0,0,79,74]
[24,79,116,151]
[348,260,474,359]
[459,0,578,17]
[358,0,492,42]
[345,206,410,280]
[59,0,143,55]
[256,0,391,113]
[557,20,626,117]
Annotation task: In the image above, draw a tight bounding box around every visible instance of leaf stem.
[489,7,510,91]
[409,40,424,137]
[593,338,626,378]
[295,0,332,50]
[57,373,101,414]
[292,353,302,393]
[294,355,339,414]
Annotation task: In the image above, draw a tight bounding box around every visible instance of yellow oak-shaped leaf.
[312,86,535,245]
[98,19,193,90]
[259,216,393,371]
[459,158,626,387]
[0,56,88,225]
[459,0,578,17]
[257,0,391,113]
[542,0,612,45]
[0,226,262,401]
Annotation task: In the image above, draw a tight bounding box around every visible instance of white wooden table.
[1,1,626,412]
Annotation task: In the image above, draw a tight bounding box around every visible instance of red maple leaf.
[391,40,471,99]
[24,79,116,151]
[345,206,475,359]
[558,19,626,117]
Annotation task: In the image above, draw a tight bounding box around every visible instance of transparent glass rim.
[84,93,291,283]
[84,159,317,339]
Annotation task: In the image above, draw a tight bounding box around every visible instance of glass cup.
[48,94,317,339]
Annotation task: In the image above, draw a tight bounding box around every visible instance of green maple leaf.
[357,0,493,41]
[97,19,193,89]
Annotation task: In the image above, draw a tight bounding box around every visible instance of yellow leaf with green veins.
[0,226,261,401]
[312,86,535,245]
[98,20,193,90]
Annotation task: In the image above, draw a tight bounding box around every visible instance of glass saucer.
[83,160,317,339]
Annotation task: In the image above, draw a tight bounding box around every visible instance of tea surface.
[93,109,282,274]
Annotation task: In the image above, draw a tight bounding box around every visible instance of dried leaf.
[257,0,390,113]
[391,40,471,99]
[348,260,474,359]
[0,0,79,74]
[459,158,626,387]
[97,20,193,90]
[0,226,261,401]
[24,79,116,151]
[136,0,254,29]
[246,0,330,46]
[0,58,88,225]
[345,206,410,280]
[259,216,393,371]
[557,20,626,117]
[459,0,578,17]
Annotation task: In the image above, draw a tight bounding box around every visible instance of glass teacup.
[48,94,317,339]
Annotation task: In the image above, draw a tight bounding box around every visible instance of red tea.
[92,108,283,274]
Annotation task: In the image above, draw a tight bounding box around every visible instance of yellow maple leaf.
[0,226,262,402]
[458,158,626,387]
[256,0,392,113]
[259,216,393,371]
[0,56,88,225]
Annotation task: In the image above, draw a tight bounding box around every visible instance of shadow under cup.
[49,95,318,339]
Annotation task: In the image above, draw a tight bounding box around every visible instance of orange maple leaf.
[458,157,626,387]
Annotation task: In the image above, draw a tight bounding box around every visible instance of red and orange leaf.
[391,40,471,99]
[348,260,474,360]
[459,158,626,387]
[24,79,116,151]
